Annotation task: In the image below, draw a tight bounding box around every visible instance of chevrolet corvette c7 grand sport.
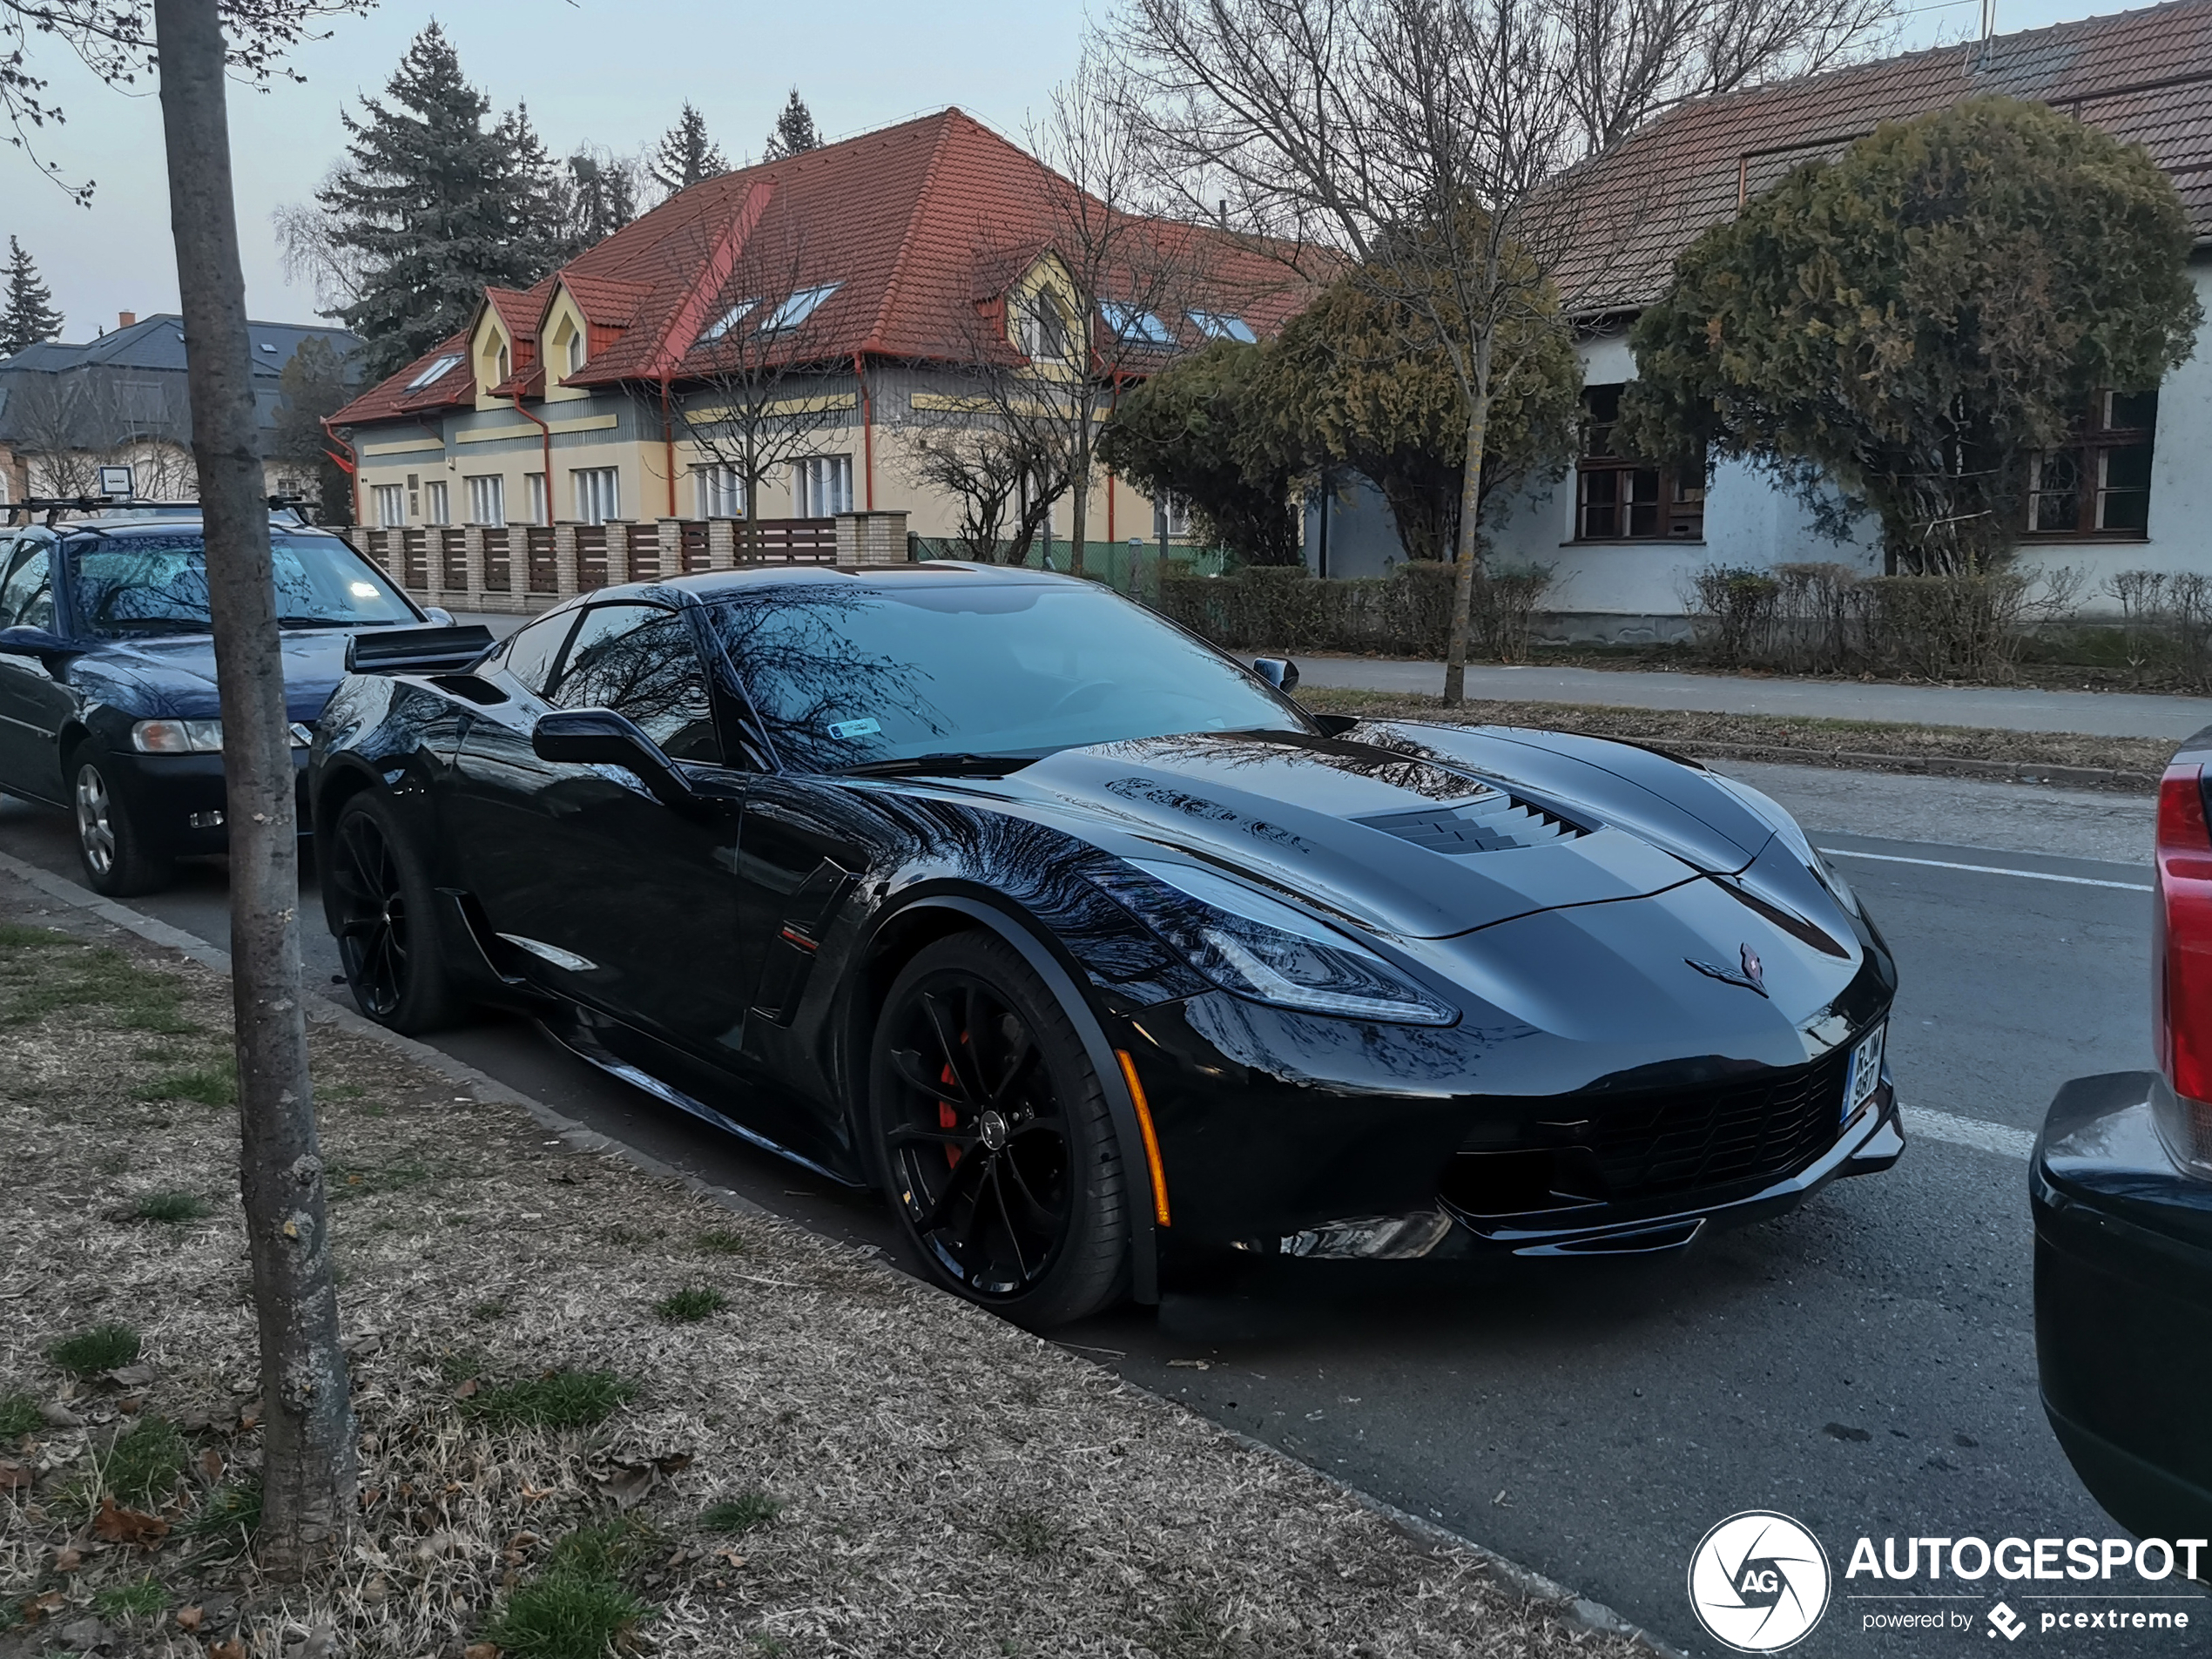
[310,563,1902,1325]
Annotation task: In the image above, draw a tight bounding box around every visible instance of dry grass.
[1300,687,2174,786]
[0,882,1641,1659]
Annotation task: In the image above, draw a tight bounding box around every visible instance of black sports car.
[0,509,432,894]
[310,563,1902,1325]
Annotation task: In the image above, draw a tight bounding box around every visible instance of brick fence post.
[554,524,580,599]
[708,518,738,570]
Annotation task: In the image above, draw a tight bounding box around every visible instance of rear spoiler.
[345,624,496,675]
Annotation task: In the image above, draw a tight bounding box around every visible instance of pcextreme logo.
[1688,1511,1832,1652]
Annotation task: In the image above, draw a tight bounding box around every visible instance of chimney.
[118,311,136,329]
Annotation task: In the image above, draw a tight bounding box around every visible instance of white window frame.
[526,472,549,527]
[792,455,853,518]
[694,462,746,519]
[1161,493,1191,538]
[372,483,406,528]
[466,474,506,528]
[565,329,585,376]
[571,466,620,525]
[422,480,450,527]
[1019,293,1069,362]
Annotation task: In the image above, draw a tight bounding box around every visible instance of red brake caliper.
[939,1062,961,1170]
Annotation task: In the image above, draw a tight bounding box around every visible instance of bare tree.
[1111,0,1581,701]
[1557,0,1896,153]
[672,225,853,550]
[900,408,1049,562]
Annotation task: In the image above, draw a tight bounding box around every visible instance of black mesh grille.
[1583,1047,1851,1200]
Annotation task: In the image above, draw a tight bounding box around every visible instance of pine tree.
[762,88,821,160]
[0,238,64,357]
[272,335,360,525]
[651,102,728,195]
[564,148,640,254]
[316,24,574,380]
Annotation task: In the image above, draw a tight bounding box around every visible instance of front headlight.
[1089,858,1458,1026]
[131,719,314,753]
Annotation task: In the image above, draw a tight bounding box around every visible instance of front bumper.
[102,745,314,854]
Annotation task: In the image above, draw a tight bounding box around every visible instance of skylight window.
[1190,310,1257,344]
[697,299,758,344]
[259,341,279,354]
[1099,301,1176,346]
[758,282,840,334]
[406,353,462,390]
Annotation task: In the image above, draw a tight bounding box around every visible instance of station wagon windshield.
[706,580,1309,772]
[68,534,415,637]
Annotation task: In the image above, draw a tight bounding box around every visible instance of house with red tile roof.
[331,107,1313,604]
[1454,0,2212,637]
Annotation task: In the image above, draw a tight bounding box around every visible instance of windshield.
[67,534,417,637]
[705,578,1309,772]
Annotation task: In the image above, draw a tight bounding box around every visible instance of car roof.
[560,560,1097,613]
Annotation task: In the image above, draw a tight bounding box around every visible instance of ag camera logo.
[1689,1511,1832,1652]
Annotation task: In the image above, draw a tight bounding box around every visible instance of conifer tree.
[316,24,571,378]
[0,238,65,357]
[762,88,820,160]
[651,101,727,194]
[564,148,640,253]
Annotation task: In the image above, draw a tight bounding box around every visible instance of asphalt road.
[0,764,2188,1658]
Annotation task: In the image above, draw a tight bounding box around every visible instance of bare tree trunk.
[1069,421,1090,579]
[154,0,354,1577]
[1442,334,1495,707]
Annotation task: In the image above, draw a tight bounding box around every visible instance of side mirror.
[0,624,81,667]
[1252,656,1300,692]
[532,707,698,812]
[422,606,455,627]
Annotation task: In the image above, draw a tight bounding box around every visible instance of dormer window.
[407,353,463,391]
[566,330,585,375]
[497,343,510,382]
[1018,293,1069,362]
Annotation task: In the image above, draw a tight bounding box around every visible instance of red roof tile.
[337,108,1318,426]
[1549,0,2212,315]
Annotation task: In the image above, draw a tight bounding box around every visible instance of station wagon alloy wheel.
[74,764,116,880]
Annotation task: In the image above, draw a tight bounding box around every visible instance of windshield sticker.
[827,718,881,740]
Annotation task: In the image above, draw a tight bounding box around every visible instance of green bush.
[1158,561,1460,656]
[485,1521,656,1659]
[48,1323,140,1375]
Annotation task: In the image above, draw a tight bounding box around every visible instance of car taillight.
[2153,763,2212,1177]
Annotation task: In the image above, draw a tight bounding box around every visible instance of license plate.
[1844,1022,1887,1121]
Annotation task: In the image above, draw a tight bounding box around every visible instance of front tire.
[327,790,462,1033]
[70,745,172,897]
[869,932,1130,1327]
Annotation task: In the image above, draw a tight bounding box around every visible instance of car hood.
[71,630,361,725]
[984,723,1787,941]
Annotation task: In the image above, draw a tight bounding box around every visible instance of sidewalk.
[1285,657,2212,740]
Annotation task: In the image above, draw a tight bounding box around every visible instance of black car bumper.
[2033,1070,2212,1539]
[102,745,314,855]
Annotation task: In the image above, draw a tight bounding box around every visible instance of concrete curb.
[0,846,1680,1657]
[1656,738,2157,792]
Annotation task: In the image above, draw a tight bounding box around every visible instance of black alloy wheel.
[327,791,461,1034]
[68,744,172,897]
[869,932,1129,1326]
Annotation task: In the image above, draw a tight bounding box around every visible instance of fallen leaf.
[209,1640,246,1659]
[712,1547,746,1568]
[54,1547,83,1573]
[117,1396,142,1415]
[104,1364,157,1389]
[520,1483,554,1501]
[196,1448,224,1483]
[654,1452,693,1474]
[238,1399,262,1431]
[464,1643,501,1659]
[452,1378,480,1400]
[597,1462,656,1510]
[176,1606,204,1631]
[0,1460,29,1491]
[24,1588,65,1623]
[38,1402,83,1428]
[92,1494,171,1548]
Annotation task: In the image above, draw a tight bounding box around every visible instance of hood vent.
[1355,797,1582,855]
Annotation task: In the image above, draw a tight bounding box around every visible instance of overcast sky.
[0,0,2138,340]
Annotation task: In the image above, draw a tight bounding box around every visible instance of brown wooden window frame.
[2024,389,2157,541]
[1573,383,1705,543]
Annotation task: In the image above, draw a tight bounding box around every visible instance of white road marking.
[1818,846,2152,892]
[1903,1106,2038,1160]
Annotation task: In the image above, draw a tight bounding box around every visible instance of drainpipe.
[853,351,873,511]
[510,388,553,523]
[319,415,360,525]
[659,374,678,518]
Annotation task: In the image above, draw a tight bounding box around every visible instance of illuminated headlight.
[132,719,315,753]
[1091,859,1458,1026]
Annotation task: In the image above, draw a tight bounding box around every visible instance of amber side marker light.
[1115,1049,1171,1227]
